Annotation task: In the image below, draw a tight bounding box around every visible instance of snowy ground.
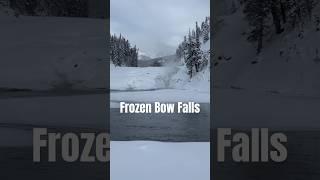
[111,141,210,180]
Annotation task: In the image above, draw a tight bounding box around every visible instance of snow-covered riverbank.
[110,64,210,107]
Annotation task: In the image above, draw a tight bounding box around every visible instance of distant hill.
[138,54,152,61]
[138,55,178,67]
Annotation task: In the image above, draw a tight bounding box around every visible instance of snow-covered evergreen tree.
[185,31,195,78]
[176,36,188,59]
[176,17,210,78]
[242,0,318,54]
[202,17,210,43]
[194,22,203,72]
[110,34,138,67]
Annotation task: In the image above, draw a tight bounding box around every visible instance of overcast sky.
[111,0,210,58]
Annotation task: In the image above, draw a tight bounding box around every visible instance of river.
[111,103,210,142]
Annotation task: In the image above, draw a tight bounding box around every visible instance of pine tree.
[176,44,184,58]
[243,0,271,54]
[203,17,210,43]
[300,0,316,20]
[194,28,202,72]
[231,0,238,14]
[285,0,317,28]
[110,33,138,67]
[280,0,287,23]
[241,0,318,54]
[131,46,138,67]
[270,0,284,34]
[185,31,194,78]
[115,37,122,66]
[286,0,305,28]
[315,14,320,31]
[110,34,116,65]
[195,21,201,38]
[176,17,210,78]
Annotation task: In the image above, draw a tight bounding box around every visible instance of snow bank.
[170,66,210,93]
[0,15,107,90]
[111,64,209,93]
[111,141,210,180]
[110,62,210,106]
[110,65,178,91]
[110,64,210,104]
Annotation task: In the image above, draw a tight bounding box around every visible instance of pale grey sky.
[111,0,210,58]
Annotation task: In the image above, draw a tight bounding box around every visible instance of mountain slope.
[0,14,107,90]
[214,3,320,96]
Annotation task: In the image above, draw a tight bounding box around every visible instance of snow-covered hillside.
[138,54,151,61]
[0,13,107,90]
[215,2,320,97]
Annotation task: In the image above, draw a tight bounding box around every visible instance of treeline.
[7,0,88,17]
[110,34,138,67]
[176,17,210,78]
[242,0,319,54]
